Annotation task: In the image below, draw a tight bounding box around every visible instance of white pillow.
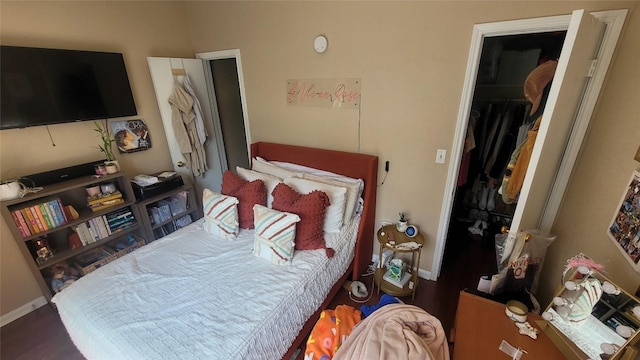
[252,205,300,265]
[251,157,303,179]
[284,177,347,233]
[265,158,364,207]
[202,188,239,240]
[236,166,281,208]
[303,173,361,224]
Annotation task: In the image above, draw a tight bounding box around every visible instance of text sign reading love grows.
[286,78,361,109]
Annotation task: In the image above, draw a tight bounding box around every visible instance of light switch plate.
[436,149,447,164]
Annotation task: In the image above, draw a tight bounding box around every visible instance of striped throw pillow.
[202,188,239,240]
[252,204,300,265]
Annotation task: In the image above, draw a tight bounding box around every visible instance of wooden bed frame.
[251,142,378,359]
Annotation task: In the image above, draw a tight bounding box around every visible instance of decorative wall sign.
[607,170,640,271]
[110,119,152,154]
[286,78,361,109]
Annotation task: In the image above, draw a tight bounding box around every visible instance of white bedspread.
[52,217,359,360]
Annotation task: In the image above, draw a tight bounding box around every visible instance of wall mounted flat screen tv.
[1,46,137,130]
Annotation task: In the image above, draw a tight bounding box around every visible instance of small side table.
[374,224,425,300]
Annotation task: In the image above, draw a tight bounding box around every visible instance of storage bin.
[168,196,187,216]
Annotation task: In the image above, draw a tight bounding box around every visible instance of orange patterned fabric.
[221,170,266,229]
[305,305,361,360]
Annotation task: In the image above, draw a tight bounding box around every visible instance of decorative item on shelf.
[33,237,53,264]
[0,177,42,201]
[94,164,107,176]
[63,205,80,220]
[405,224,419,238]
[0,179,26,201]
[93,120,119,173]
[105,160,119,174]
[67,229,83,250]
[100,182,117,194]
[85,184,101,197]
[397,212,408,232]
[387,258,405,282]
[49,262,80,293]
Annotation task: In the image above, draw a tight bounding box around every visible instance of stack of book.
[74,207,136,246]
[87,191,124,212]
[105,207,136,233]
[11,198,68,237]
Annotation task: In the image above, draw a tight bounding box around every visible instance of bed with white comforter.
[52,216,359,360]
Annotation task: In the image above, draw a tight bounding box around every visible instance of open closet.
[452,32,567,244]
[432,10,626,291]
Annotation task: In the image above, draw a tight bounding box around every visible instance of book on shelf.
[20,208,38,234]
[76,223,91,245]
[11,210,31,238]
[85,220,99,243]
[46,201,61,227]
[54,199,69,224]
[63,205,79,221]
[29,207,46,232]
[32,206,48,231]
[87,191,123,205]
[89,198,125,212]
[38,203,54,229]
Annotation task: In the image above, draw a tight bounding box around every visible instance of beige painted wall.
[0,1,195,315]
[1,1,638,318]
[183,0,639,305]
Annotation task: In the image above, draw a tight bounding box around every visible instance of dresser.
[452,290,565,359]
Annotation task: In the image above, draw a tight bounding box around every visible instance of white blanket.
[52,217,359,360]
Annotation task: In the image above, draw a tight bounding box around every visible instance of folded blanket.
[333,304,450,360]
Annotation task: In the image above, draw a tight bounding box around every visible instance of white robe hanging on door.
[168,79,208,177]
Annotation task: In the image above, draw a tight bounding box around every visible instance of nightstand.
[374,224,425,300]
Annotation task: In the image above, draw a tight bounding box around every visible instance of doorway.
[148,49,252,199]
[442,31,566,279]
[431,9,628,283]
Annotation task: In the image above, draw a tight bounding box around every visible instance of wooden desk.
[452,290,565,359]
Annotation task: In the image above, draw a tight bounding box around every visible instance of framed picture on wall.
[607,170,640,272]
[110,119,152,154]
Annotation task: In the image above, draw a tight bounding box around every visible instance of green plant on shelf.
[93,121,116,161]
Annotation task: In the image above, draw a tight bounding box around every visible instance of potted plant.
[397,212,408,232]
[93,121,119,174]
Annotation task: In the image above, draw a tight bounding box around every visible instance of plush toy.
[50,263,80,293]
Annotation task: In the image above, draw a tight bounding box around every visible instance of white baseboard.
[418,268,432,280]
[0,296,48,327]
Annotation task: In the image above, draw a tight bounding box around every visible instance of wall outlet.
[436,149,447,164]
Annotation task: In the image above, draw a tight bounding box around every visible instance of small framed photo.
[110,119,152,154]
[607,170,640,272]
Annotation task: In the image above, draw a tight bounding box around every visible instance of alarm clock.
[405,225,419,238]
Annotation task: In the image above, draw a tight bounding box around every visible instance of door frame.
[430,9,627,281]
[196,49,252,165]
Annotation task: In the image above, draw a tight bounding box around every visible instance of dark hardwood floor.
[0,218,496,360]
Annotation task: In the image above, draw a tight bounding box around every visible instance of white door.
[509,9,604,235]
[432,9,627,279]
[147,57,226,194]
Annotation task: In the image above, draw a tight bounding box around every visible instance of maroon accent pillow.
[271,183,334,258]
[221,170,266,229]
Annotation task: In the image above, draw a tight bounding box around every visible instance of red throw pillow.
[271,183,334,258]
[221,170,266,229]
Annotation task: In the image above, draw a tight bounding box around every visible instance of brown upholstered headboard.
[250,142,378,280]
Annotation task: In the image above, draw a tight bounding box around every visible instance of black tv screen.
[1,46,137,130]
